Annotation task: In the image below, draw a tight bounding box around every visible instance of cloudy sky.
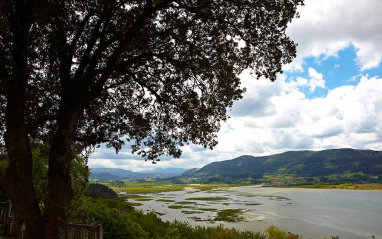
[89,0,382,171]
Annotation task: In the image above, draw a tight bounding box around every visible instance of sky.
[89,0,382,171]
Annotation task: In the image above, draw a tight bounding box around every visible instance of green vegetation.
[133,198,153,201]
[156,199,176,202]
[168,205,192,210]
[266,226,301,239]
[120,195,152,200]
[106,181,234,194]
[214,209,245,223]
[109,183,186,193]
[181,211,202,215]
[185,197,229,201]
[199,208,218,212]
[175,201,198,205]
[84,184,118,199]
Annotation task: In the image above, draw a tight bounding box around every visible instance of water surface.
[128,186,382,239]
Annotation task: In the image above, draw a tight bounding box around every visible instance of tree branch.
[69,10,96,59]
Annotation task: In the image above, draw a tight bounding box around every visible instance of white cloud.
[89,74,382,170]
[285,0,382,71]
[212,73,382,159]
[307,68,325,92]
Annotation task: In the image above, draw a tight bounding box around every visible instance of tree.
[84,183,118,199]
[0,0,303,238]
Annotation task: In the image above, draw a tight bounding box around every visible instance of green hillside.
[179,149,382,184]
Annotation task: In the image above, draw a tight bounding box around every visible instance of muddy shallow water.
[125,186,382,239]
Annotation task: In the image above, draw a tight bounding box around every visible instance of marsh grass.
[109,183,234,194]
[198,208,218,211]
[168,205,192,209]
[133,198,153,201]
[181,210,203,214]
[126,202,143,206]
[119,194,151,199]
[175,201,198,205]
[156,199,176,202]
[245,203,262,206]
[185,197,229,201]
[110,184,186,193]
[214,209,245,223]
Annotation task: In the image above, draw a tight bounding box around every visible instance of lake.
[127,186,382,239]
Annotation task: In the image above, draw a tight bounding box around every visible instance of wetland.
[121,185,382,239]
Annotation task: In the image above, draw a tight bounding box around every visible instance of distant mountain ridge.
[90,149,382,182]
[137,168,188,174]
[178,148,382,183]
[90,167,188,181]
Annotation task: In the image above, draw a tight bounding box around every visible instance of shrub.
[266,225,302,239]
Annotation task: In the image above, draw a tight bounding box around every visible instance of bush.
[266,225,302,239]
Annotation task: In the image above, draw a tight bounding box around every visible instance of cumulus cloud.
[285,0,382,71]
[89,74,382,170]
[219,73,382,154]
[307,68,326,92]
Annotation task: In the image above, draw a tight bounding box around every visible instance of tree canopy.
[0,0,303,238]
[1,0,302,158]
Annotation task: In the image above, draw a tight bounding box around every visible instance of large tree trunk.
[4,1,44,238]
[43,105,82,238]
[4,85,44,238]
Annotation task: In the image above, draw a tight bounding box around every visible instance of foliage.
[32,144,90,206]
[0,0,303,158]
[84,183,118,199]
[0,144,89,205]
[266,226,301,239]
[71,197,267,239]
[0,157,8,201]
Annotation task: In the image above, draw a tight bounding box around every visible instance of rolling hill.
[177,148,382,184]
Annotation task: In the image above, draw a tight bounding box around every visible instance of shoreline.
[264,183,382,190]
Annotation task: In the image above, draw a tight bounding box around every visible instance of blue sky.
[89,0,382,171]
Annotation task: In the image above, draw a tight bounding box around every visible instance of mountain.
[179,149,382,183]
[140,167,189,174]
[90,168,152,181]
[91,168,135,178]
[90,167,189,181]
[181,168,200,177]
[90,173,126,181]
